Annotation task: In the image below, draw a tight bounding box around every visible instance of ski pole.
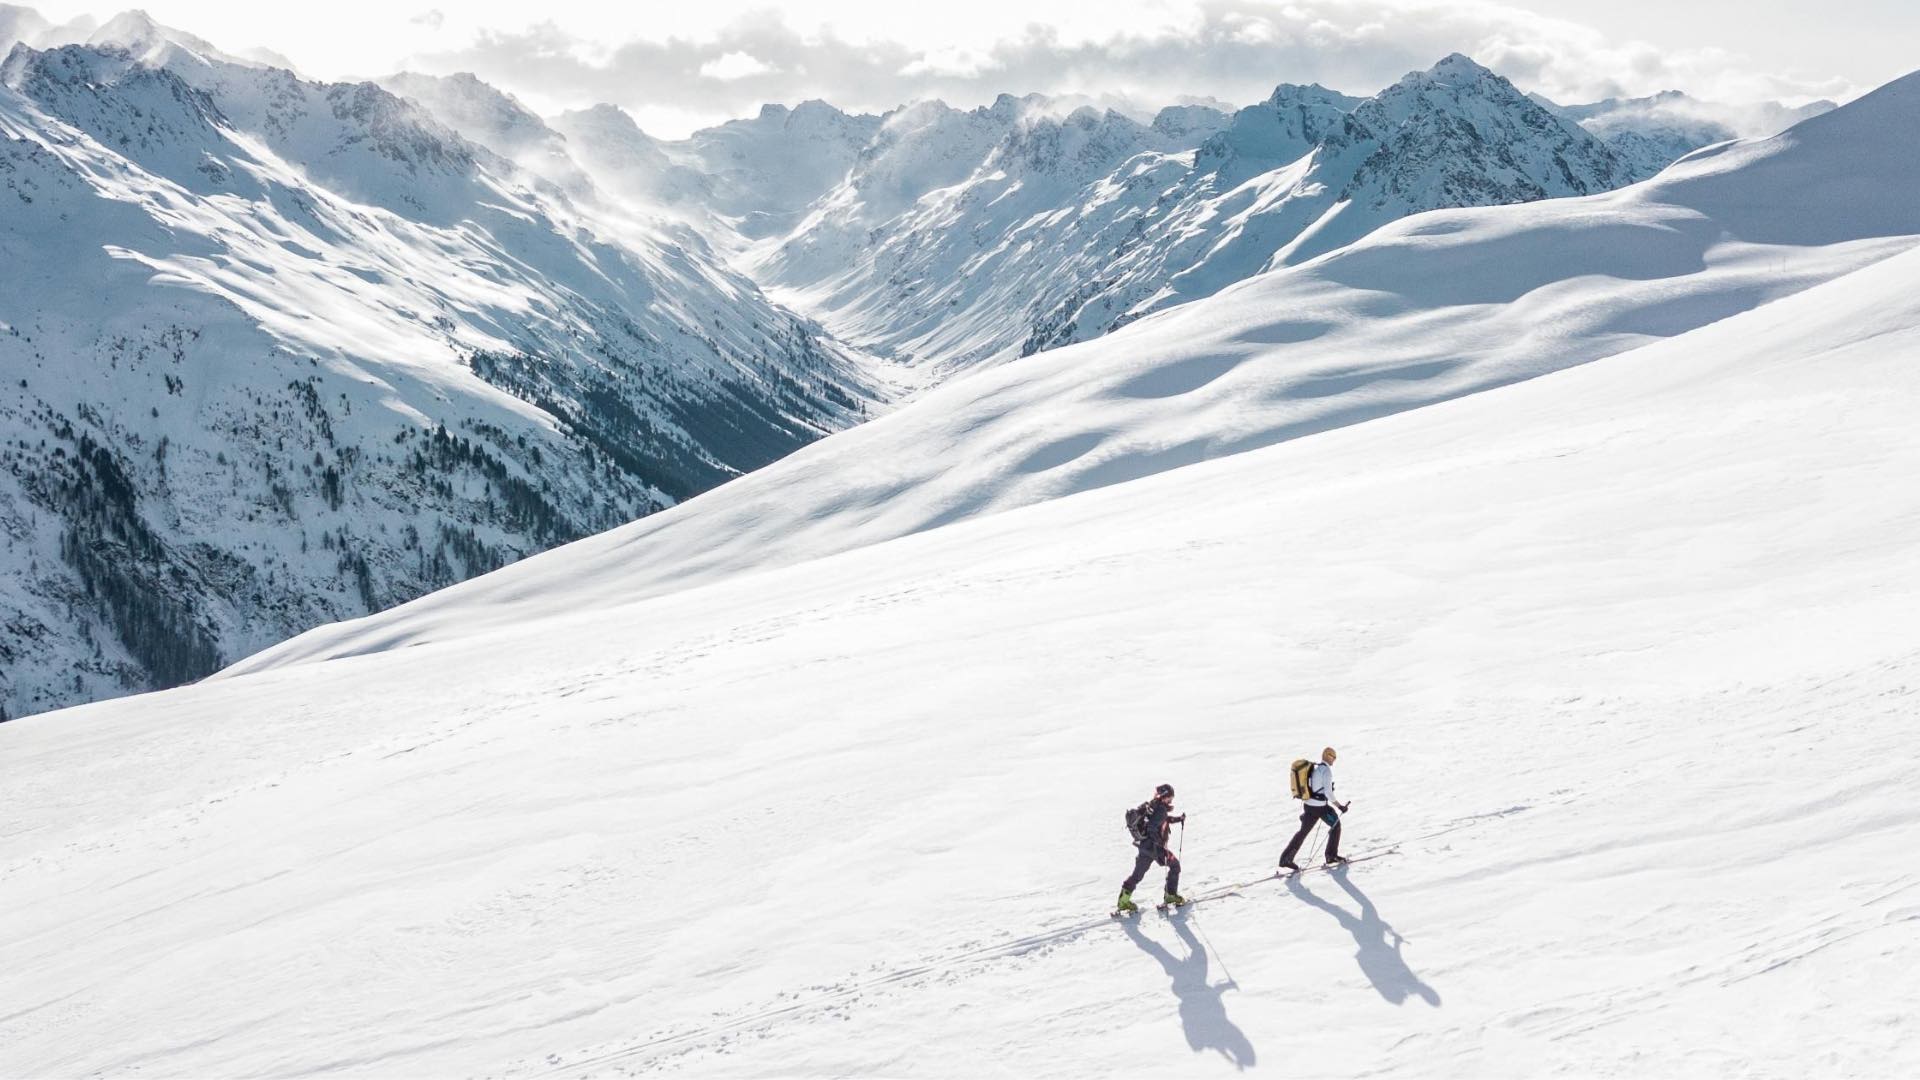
[1178,819,1186,859]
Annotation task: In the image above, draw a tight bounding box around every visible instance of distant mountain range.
[1532,88,1834,177]
[740,54,1650,371]
[0,5,1841,717]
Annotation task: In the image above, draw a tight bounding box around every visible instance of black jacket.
[1138,800,1184,854]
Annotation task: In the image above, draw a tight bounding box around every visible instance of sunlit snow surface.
[234,71,1920,672]
[5,81,1920,1076]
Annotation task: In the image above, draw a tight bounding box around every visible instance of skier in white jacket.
[1279,746,1349,871]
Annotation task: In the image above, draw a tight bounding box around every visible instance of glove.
[1338,802,1351,813]
[1172,814,1187,824]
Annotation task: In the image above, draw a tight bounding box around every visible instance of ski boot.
[1324,854,1350,868]
[1163,891,1188,908]
[1115,889,1139,913]
[1277,860,1301,874]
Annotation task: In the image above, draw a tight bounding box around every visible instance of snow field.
[5,238,1920,1075]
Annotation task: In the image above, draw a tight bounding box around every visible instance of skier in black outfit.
[1279,746,1350,871]
[1118,783,1187,912]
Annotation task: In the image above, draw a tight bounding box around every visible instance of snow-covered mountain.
[375,71,594,194]
[678,100,886,241]
[0,29,882,718]
[1535,88,1837,179]
[236,66,1920,670]
[5,79,1920,1076]
[548,103,715,220]
[745,55,1642,370]
[0,7,1861,720]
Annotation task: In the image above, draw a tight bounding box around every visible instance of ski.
[1105,848,1399,916]
[1276,848,1398,878]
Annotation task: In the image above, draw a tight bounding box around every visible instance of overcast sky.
[24,0,1915,136]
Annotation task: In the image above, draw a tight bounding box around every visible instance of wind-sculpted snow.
[0,39,882,717]
[234,69,1920,672]
[7,216,1920,1078]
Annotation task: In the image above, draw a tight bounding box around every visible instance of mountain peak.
[379,70,547,141]
[1150,102,1228,140]
[789,98,848,122]
[1265,82,1361,110]
[1425,52,1493,80]
[84,8,251,67]
[564,101,650,139]
[1366,52,1534,124]
[986,92,1055,123]
[94,8,158,36]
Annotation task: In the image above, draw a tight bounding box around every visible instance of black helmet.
[1155,783,1175,799]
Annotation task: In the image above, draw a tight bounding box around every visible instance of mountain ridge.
[745,53,1643,371]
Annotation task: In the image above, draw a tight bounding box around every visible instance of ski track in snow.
[4,30,1920,1080]
[519,849,1419,1077]
[509,672,1920,1079]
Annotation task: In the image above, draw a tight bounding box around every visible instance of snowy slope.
[0,34,882,717]
[236,67,1920,672]
[4,202,1920,1077]
[750,56,1640,369]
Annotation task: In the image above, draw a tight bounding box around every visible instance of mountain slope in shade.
[234,66,1920,673]
[750,55,1640,371]
[5,196,1920,1080]
[0,39,882,717]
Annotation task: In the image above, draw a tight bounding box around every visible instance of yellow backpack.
[1289,758,1314,800]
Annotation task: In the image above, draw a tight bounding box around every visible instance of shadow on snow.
[1121,912,1257,1069]
[1287,865,1441,1006]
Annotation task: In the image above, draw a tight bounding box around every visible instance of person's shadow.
[1121,913,1257,1069]
[1287,867,1441,1006]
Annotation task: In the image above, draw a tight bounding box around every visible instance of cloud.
[401,0,1855,136]
[410,10,445,30]
[698,50,777,80]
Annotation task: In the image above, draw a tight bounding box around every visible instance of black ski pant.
[1280,804,1341,864]
[1122,844,1181,896]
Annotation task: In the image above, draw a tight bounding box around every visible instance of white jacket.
[1304,762,1338,808]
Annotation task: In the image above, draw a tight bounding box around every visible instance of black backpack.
[1124,800,1153,844]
